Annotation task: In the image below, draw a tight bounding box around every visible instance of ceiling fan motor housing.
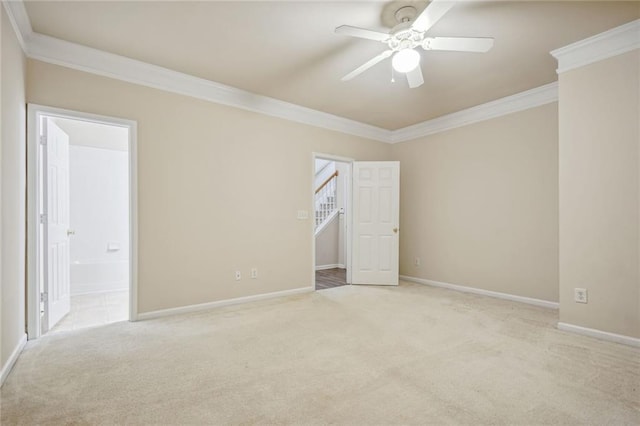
[388,24,425,52]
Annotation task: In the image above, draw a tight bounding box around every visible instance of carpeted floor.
[1,281,639,425]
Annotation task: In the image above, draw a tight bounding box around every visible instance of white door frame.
[311,153,353,287]
[26,104,139,339]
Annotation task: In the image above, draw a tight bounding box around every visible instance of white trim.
[557,322,640,348]
[26,106,39,339]
[390,82,558,143]
[27,30,558,144]
[26,104,139,339]
[4,0,557,145]
[1,0,33,51]
[551,19,640,74]
[315,264,345,271]
[137,287,313,321]
[312,153,355,164]
[0,334,27,387]
[128,119,139,322]
[6,0,559,142]
[26,33,391,143]
[400,275,559,309]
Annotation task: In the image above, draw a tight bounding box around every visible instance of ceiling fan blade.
[411,0,456,33]
[423,37,494,53]
[335,25,390,42]
[406,67,424,89]
[341,50,393,81]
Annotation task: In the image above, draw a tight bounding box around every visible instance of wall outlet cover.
[574,288,588,303]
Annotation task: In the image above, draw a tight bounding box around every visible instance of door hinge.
[40,292,48,302]
[39,135,47,146]
[39,214,47,224]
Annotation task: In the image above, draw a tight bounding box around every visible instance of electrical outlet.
[574,288,588,304]
[235,270,241,281]
[251,268,258,279]
[414,257,421,266]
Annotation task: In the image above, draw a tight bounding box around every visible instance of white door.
[351,161,400,285]
[43,118,71,330]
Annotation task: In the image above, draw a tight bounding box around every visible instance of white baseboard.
[137,287,314,321]
[0,333,27,387]
[557,322,640,348]
[315,264,345,271]
[400,275,559,309]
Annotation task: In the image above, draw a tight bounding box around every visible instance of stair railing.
[315,171,339,231]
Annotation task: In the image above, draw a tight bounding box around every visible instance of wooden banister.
[315,171,339,194]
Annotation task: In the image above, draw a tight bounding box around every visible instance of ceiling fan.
[335,0,494,88]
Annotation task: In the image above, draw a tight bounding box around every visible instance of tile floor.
[49,290,129,334]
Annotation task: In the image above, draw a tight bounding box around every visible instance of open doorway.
[313,155,351,290]
[312,156,400,290]
[27,105,137,339]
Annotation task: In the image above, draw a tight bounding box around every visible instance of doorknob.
[393,227,398,233]
[67,229,75,236]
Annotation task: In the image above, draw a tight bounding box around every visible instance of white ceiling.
[23,1,640,129]
[54,117,129,151]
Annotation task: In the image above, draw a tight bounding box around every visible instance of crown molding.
[390,82,558,143]
[26,33,391,143]
[26,31,558,145]
[551,19,640,74]
[5,0,558,144]
[2,0,33,50]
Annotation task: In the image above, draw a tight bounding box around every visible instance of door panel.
[352,161,400,285]
[379,236,392,271]
[44,118,71,331]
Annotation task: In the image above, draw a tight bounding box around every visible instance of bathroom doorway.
[27,105,137,338]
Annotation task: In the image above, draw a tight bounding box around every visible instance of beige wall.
[1,8,27,370]
[315,215,339,268]
[558,49,640,338]
[391,103,559,303]
[27,60,391,314]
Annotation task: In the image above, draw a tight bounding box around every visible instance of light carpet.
[1,282,639,425]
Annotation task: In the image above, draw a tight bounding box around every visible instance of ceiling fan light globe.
[392,49,420,73]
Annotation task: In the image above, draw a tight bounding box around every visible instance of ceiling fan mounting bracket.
[394,6,418,24]
[381,1,428,29]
